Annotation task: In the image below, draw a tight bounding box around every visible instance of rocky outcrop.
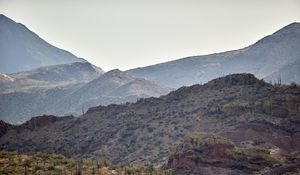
[19,115,74,131]
[167,134,279,175]
[0,120,12,137]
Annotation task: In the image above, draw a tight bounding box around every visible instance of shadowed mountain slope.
[127,23,300,88]
[0,14,85,73]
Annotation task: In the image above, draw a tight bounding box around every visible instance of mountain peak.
[205,73,268,88]
[94,69,134,83]
[273,22,300,35]
[0,14,7,19]
[106,69,123,74]
[0,14,86,73]
[281,22,300,30]
[0,14,14,24]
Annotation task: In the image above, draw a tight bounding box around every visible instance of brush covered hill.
[0,151,169,175]
[0,14,86,73]
[0,69,170,124]
[127,23,300,88]
[0,74,299,167]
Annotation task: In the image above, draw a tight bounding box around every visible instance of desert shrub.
[0,151,169,175]
[177,134,234,153]
[253,139,265,146]
[222,100,249,115]
[226,147,280,165]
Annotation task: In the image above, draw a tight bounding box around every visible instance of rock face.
[0,14,85,73]
[127,23,300,88]
[0,73,15,84]
[0,69,171,124]
[167,135,281,175]
[18,115,74,131]
[0,74,299,166]
[0,115,73,137]
[0,120,12,137]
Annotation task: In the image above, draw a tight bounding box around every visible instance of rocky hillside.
[0,69,171,124]
[1,74,299,167]
[167,134,300,175]
[0,14,85,73]
[127,23,300,88]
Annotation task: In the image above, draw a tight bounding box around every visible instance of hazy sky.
[1,0,300,71]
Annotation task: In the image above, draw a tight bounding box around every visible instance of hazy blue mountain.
[0,69,171,124]
[11,62,103,83]
[0,62,104,94]
[127,23,300,88]
[0,14,85,73]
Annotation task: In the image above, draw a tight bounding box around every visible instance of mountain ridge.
[0,14,86,73]
[0,69,171,124]
[127,22,300,88]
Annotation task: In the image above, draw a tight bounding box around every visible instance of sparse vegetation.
[0,151,170,175]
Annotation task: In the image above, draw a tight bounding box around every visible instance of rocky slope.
[0,14,85,73]
[127,23,300,88]
[167,134,300,175]
[1,74,299,167]
[0,69,171,124]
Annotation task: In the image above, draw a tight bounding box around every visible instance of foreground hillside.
[0,14,85,73]
[1,74,299,167]
[167,134,300,175]
[127,22,300,88]
[0,151,169,175]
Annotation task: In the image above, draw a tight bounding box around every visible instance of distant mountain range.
[0,65,170,124]
[11,61,104,82]
[0,14,86,73]
[1,74,299,173]
[1,15,300,174]
[0,14,299,126]
[127,23,300,88]
[0,62,103,94]
[0,14,171,124]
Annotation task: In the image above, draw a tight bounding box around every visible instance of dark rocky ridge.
[0,120,12,137]
[0,74,299,166]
